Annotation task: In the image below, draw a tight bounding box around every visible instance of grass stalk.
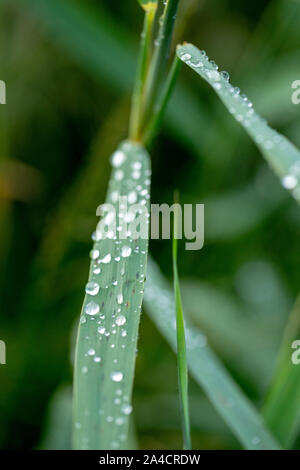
[172,197,192,450]
[141,0,180,132]
[144,54,181,146]
[129,5,157,141]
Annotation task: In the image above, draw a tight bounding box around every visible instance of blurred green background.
[0,0,299,450]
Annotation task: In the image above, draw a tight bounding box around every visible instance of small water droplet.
[116,315,126,326]
[90,249,100,260]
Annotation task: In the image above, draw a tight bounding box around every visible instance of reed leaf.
[262,295,300,447]
[177,43,300,205]
[145,258,280,450]
[73,141,150,449]
[172,205,191,450]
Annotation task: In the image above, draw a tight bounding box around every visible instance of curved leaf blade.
[177,43,300,205]
[73,141,151,450]
[144,258,281,450]
[172,208,191,450]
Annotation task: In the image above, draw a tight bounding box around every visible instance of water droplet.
[116,315,126,326]
[115,170,124,181]
[90,249,100,260]
[94,356,101,363]
[116,417,125,426]
[132,161,142,170]
[220,70,230,81]
[111,372,123,382]
[121,404,133,415]
[100,254,112,264]
[111,190,119,203]
[181,53,191,61]
[85,301,100,316]
[85,281,100,296]
[111,150,126,168]
[121,246,132,258]
[128,191,137,204]
[281,175,297,189]
[117,294,123,304]
[88,348,95,356]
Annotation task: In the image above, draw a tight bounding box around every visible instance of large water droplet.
[85,281,100,296]
[85,301,100,316]
[121,246,132,258]
[121,404,133,415]
[111,372,124,382]
[281,174,297,190]
[111,150,126,168]
[100,254,112,264]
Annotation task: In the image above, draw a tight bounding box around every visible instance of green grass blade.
[142,0,180,129]
[177,43,300,205]
[129,9,156,141]
[172,207,191,450]
[144,257,281,450]
[262,295,300,447]
[6,0,208,160]
[144,54,182,146]
[73,141,150,450]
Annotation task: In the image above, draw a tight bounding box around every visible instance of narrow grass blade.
[144,258,281,450]
[142,0,180,128]
[73,141,150,450]
[7,0,208,161]
[177,43,300,205]
[262,295,300,447]
[129,8,156,141]
[172,205,191,450]
[144,54,182,146]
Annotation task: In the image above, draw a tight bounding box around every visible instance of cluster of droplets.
[179,46,300,203]
[75,142,151,449]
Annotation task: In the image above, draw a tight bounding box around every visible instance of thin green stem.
[172,199,192,451]
[141,0,180,132]
[144,54,181,146]
[129,8,156,141]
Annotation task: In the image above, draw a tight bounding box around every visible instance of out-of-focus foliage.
[0,0,299,449]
